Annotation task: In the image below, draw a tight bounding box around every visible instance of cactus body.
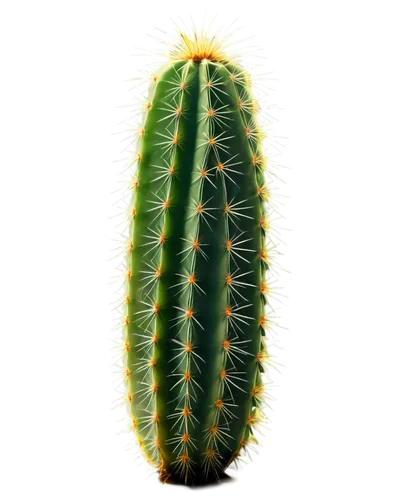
[120,33,276,484]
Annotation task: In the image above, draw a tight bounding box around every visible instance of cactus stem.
[122,25,282,478]
[114,23,284,482]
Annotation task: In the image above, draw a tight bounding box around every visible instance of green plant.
[115,24,281,484]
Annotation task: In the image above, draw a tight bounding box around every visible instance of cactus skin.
[121,49,273,484]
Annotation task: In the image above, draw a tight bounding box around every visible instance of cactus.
[116,25,281,484]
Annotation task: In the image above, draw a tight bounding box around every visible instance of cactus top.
[169,31,229,62]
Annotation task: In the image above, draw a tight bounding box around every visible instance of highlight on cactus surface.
[111,19,285,485]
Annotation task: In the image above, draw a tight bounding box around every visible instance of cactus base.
[157,473,240,491]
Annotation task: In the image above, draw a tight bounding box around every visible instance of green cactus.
[116,28,279,484]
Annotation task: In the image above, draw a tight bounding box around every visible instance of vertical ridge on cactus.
[114,22,283,485]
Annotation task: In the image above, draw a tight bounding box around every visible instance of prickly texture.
[121,57,274,484]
